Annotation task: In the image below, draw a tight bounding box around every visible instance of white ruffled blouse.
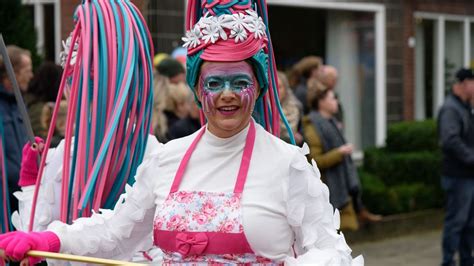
[18,123,363,265]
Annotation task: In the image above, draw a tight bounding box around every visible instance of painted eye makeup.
[205,79,223,91]
[203,75,254,92]
[232,78,252,90]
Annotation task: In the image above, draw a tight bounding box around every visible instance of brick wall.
[144,0,185,54]
[403,0,415,120]
[60,1,76,41]
[384,0,405,124]
[60,0,148,40]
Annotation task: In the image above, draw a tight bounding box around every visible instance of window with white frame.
[267,0,387,149]
[415,13,473,120]
[22,0,61,62]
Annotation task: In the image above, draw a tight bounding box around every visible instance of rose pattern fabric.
[161,253,278,265]
[155,191,280,265]
[156,191,243,233]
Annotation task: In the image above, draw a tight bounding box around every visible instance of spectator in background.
[0,45,33,213]
[156,58,186,84]
[154,82,191,143]
[41,100,68,147]
[289,56,322,115]
[153,53,169,69]
[24,62,63,140]
[167,93,201,140]
[303,79,381,231]
[319,65,338,90]
[277,71,303,145]
[319,65,344,123]
[153,58,186,142]
[1,46,33,93]
[438,68,474,266]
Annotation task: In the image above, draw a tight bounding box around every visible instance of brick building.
[22,0,147,62]
[23,0,474,150]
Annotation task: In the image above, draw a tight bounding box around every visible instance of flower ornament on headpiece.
[59,35,78,69]
[183,10,266,48]
[184,0,296,143]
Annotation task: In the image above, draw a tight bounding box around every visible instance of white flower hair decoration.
[59,35,79,68]
[182,10,267,48]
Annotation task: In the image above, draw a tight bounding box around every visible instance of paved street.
[351,230,442,266]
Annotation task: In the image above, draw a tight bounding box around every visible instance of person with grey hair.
[319,65,344,124]
[0,45,33,213]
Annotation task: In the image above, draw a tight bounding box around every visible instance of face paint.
[199,62,258,114]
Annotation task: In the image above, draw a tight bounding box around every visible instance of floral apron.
[153,121,280,265]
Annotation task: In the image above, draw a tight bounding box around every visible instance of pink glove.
[19,137,44,187]
[0,231,60,265]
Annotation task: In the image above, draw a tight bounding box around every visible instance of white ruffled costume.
[13,123,363,265]
[11,135,164,264]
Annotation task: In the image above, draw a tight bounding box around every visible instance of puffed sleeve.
[47,148,161,262]
[285,144,364,266]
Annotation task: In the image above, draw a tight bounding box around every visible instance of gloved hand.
[18,137,44,187]
[0,231,60,265]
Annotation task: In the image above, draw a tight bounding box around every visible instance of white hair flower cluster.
[182,10,267,49]
[59,35,78,68]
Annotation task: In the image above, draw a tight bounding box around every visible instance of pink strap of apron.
[169,121,256,194]
[233,121,256,193]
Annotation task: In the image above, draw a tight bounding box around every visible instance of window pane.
[326,11,376,149]
[43,4,55,61]
[146,0,185,53]
[414,18,435,119]
[445,21,464,90]
[471,22,474,68]
[255,5,378,150]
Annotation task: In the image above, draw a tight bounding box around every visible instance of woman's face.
[16,55,33,92]
[318,90,339,115]
[198,61,258,138]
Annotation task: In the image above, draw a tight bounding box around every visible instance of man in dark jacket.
[0,45,32,213]
[438,67,474,266]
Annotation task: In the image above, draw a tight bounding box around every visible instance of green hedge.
[360,120,443,215]
[386,120,438,152]
[360,171,443,215]
[359,171,397,214]
[364,148,441,186]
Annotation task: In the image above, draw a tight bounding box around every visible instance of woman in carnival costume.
[0,0,363,265]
